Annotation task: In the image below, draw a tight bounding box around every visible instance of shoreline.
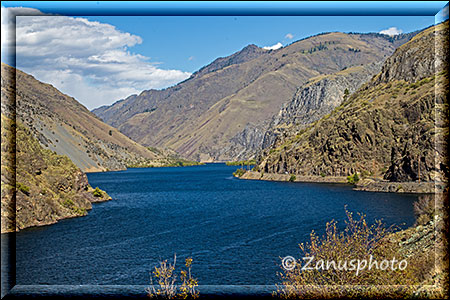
[1,187,111,234]
[239,171,439,194]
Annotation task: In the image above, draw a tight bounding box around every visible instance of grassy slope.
[256,22,448,184]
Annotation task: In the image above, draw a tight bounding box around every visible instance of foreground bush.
[147,255,199,299]
[276,208,434,298]
[414,194,435,225]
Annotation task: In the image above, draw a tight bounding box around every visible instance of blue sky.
[1,1,448,109]
[80,15,438,73]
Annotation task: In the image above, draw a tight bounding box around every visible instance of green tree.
[343,88,350,100]
[347,173,359,184]
[92,187,103,197]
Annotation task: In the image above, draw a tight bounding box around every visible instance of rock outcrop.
[252,21,448,188]
[260,62,383,152]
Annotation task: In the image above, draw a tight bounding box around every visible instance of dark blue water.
[15,164,418,286]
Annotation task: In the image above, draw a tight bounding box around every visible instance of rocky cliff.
[252,21,448,187]
[260,62,383,152]
[220,62,383,161]
[93,32,416,162]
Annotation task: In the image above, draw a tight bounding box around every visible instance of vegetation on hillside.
[1,63,179,173]
[1,113,110,232]
[233,168,247,178]
[126,149,204,168]
[258,21,448,185]
[276,206,442,298]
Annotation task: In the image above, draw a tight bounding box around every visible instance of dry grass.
[147,255,199,299]
[276,207,434,298]
[414,194,435,225]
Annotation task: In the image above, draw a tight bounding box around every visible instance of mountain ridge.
[93,30,417,161]
[245,21,448,190]
[1,63,193,172]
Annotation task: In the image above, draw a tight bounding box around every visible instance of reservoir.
[15,163,418,286]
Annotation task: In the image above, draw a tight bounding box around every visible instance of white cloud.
[379,27,403,36]
[263,42,283,50]
[285,33,294,39]
[1,7,191,109]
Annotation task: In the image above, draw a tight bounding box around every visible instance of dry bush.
[147,255,199,299]
[413,194,435,225]
[276,208,433,298]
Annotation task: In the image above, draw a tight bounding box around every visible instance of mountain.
[246,21,448,190]
[1,63,189,172]
[93,31,417,162]
[251,62,384,157]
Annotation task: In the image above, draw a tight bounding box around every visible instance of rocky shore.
[355,178,442,194]
[238,170,439,194]
[240,170,347,183]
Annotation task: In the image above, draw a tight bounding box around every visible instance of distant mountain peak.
[191,43,267,78]
[241,43,260,51]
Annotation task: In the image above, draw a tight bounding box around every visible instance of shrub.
[147,255,199,299]
[347,173,359,184]
[289,174,296,182]
[233,168,246,177]
[72,206,87,215]
[16,182,30,195]
[361,170,370,178]
[276,208,432,298]
[92,187,103,197]
[413,194,435,225]
[63,198,74,207]
[320,172,326,177]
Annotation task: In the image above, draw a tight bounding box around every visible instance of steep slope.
[1,113,111,233]
[249,21,448,188]
[243,62,383,157]
[94,32,416,161]
[1,64,182,172]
